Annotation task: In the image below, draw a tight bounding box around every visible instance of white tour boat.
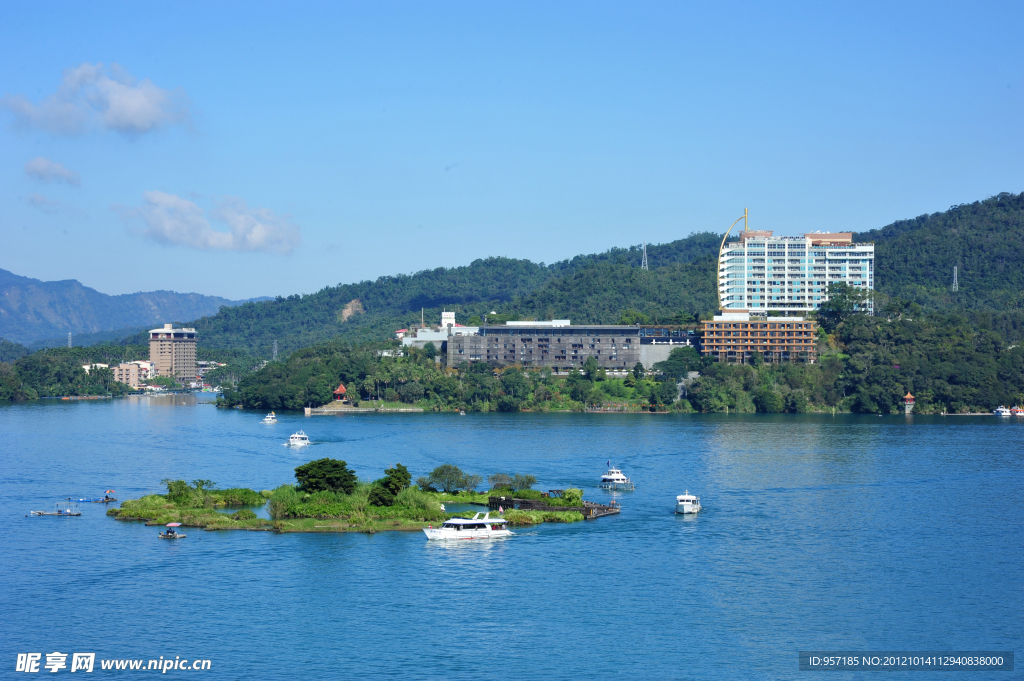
[675,491,702,514]
[994,406,1012,417]
[599,466,635,490]
[287,430,310,446]
[423,512,512,540]
[262,411,277,424]
[1012,406,1024,416]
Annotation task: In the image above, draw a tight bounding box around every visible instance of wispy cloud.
[120,191,301,255]
[2,63,190,135]
[27,193,62,215]
[25,157,80,185]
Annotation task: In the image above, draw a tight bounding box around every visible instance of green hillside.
[108,190,1024,357]
[118,233,722,355]
[854,191,1024,310]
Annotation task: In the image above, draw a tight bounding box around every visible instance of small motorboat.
[423,512,512,540]
[287,430,310,446]
[459,410,466,416]
[159,522,186,539]
[32,502,81,516]
[994,406,1012,417]
[599,465,635,490]
[67,490,117,503]
[262,411,277,424]
[675,491,702,514]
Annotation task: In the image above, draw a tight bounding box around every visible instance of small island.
[107,461,608,534]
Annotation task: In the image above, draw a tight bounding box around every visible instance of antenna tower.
[68,332,72,348]
[273,340,278,361]
[952,266,958,292]
[641,242,648,271]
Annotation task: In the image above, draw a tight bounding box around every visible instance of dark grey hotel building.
[446,323,697,371]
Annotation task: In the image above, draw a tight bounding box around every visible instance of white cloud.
[123,191,300,255]
[2,63,189,135]
[27,193,61,214]
[24,157,80,185]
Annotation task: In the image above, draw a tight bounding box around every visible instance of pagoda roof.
[334,383,347,395]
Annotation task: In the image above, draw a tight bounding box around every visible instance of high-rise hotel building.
[149,323,197,384]
[718,230,875,313]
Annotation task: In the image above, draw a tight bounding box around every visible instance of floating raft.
[32,503,81,516]
[487,496,621,519]
[67,497,117,503]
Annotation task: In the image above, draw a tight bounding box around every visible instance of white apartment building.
[718,230,874,313]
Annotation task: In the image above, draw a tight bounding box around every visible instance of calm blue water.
[1,395,1021,679]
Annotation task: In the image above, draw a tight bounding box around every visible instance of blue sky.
[1,1,1021,299]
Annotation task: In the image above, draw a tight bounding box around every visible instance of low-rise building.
[111,363,141,387]
[446,321,698,371]
[401,312,479,350]
[81,363,109,374]
[701,312,817,364]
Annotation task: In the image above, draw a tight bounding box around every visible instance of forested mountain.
[118,233,723,355]
[854,191,1024,310]
[99,191,1024,356]
[0,268,266,345]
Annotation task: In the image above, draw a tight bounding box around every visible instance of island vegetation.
[108,461,589,534]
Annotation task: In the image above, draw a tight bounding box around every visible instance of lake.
[1,395,1021,679]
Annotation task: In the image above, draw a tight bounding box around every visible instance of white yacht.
[262,411,277,424]
[423,512,512,540]
[675,491,702,514]
[599,466,635,490]
[994,406,1012,417]
[287,430,310,446]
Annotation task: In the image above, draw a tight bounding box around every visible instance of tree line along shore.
[108,461,588,535]
[4,294,1024,413]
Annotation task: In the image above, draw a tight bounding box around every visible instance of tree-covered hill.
[502,258,718,324]
[103,191,1024,357]
[854,191,1024,310]
[117,234,722,355]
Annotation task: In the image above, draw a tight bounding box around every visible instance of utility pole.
[641,242,648,271]
[952,266,958,292]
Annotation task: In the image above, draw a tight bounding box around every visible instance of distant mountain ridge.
[0,268,268,345]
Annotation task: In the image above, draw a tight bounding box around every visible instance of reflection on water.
[0,402,1020,680]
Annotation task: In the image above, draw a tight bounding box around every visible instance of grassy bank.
[108,493,272,530]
